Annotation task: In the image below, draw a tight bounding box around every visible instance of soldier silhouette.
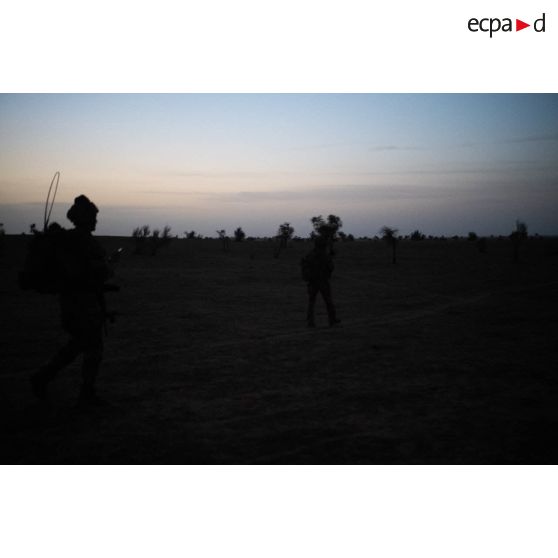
[31,195,114,404]
[301,236,341,328]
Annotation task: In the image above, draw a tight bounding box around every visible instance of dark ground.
[1,234,557,463]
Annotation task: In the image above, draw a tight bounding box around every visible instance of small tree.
[311,214,342,239]
[234,227,246,242]
[410,230,425,241]
[510,220,528,262]
[132,225,151,254]
[274,222,295,257]
[380,226,399,264]
[467,231,478,242]
[217,229,230,252]
[277,222,294,246]
[310,214,342,254]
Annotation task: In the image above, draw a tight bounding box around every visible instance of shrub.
[132,225,172,255]
[234,227,246,242]
[410,230,425,241]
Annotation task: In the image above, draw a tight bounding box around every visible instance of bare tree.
[217,229,230,252]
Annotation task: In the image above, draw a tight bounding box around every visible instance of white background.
[0,1,555,92]
[1,1,556,557]
[2,466,557,558]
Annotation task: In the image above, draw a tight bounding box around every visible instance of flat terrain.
[1,235,558,463]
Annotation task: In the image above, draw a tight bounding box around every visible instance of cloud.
[137,190,202,196]
[160,170,292,178]
[291,142,424,152]
[446,134,558,150]
[503,133,558,144]
[289,142,365,151]
[179,185,476,205]
[369,145,422,152]
[131,186,439,204]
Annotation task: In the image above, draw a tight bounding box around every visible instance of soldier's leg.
[79,327,104,401]
[31,337,81,399]
[306,282,319,327]
[320,281,340,326]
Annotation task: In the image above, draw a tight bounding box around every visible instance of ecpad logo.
[468,13,546,37]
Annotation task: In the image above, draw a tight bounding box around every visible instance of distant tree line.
[128,217,531,262]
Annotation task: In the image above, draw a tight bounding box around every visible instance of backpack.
[18,223,67,294]
[301,249,335,282]
[301,252,322,282]
[300,253,312,281]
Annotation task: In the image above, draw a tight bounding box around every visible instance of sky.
[1,93,557,237]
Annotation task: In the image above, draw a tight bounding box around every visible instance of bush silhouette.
[234,227,246,242]
[274,222,295,258]
[132,225,172,255]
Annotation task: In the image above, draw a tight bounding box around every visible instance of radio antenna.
[44,171,60,231]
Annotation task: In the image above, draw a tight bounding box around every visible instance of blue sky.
[1,94,557,237]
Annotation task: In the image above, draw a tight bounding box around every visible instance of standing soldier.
[301,236,341,328]
[31,195,114,404]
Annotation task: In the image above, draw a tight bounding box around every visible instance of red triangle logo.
[516,19,530,31]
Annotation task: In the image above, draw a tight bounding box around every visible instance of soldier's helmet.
[67,195,98,230]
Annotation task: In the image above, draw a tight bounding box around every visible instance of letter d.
[534,13,545,32]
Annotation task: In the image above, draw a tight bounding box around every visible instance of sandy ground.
[1,235,557,463]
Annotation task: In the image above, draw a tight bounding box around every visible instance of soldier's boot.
[79,350,104,405]
[306,308,316,328]
[326,304,340,327]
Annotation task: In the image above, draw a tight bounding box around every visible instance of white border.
[0,1,555,92]
[1,1,556,557]
[1,466,557,558]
